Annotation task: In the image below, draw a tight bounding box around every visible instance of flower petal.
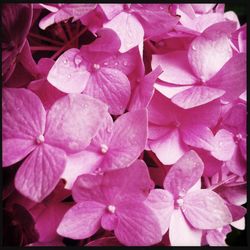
[84,67,130,115]
[45,94,108,153]
[57,201,105,239]
[15,144,66,202]
[47,48,90,93]
[2,88,46,166]
[169,209,202,246]
[115,201,162,246]
[171,86,225,109]
[163,150,204,197]
[104,12,144,53]
[183,189,232,229]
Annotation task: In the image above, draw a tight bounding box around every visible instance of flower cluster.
[2,3,246,246]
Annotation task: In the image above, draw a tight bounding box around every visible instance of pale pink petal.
[115,201,162,246]
[101,212,118,231]
[84,67,130,115]
[15,144,66,202]
[45,94,108,153]
[57,201,105,239]
[99,4,123,20]
[61,150,103,189]
[35,202,71,242]
[102,110,147,170]
[171,86,225,109]
[169,209,202,246]
[104,12,144,53]
[3,88,46,166]
[145,189,174,234]
[188,34,232,81]
[231,217,245,230]
[183,189,232,229]
[47,48,90,93]
[207,53,246,103]
[206,225,231,246]
[191,4,216,13]
[149,128,188,165]
[152,51,197,85]
[72,174,106,204]
[39,12,56,30]
[163,150,204,197]
[211,129,236,161]
[102,160,153,204]
[181,125,214,151]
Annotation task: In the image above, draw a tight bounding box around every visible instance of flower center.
[100,144,109,154]
[92,63,100,71]
[36,134,45,144]
[176,198,184,207]
[107,204,116,214]
[235,133,243,143]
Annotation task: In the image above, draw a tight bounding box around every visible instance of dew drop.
[114,62,118,66]
[100,144,109,154]
[192,45,197,50]
[63,59,68,65]
[123,61,128,66]
[67,74,71,79]
[106,127,112,133]
[103,62,108,66]
[74,54,82,66]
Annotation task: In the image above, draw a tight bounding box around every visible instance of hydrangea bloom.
[2,3,246,247]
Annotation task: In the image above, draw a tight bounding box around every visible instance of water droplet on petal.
[103,62,108,66]
[100,144,109,154]
[63,59,68,64]
[114,62,118,66]
[106,127,112,133]
[192,45,197,50]
[123,61,128,66]
[74,54,82,67]
[67,74,71,79]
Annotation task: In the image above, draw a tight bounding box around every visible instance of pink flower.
[57,160,162,246]
[145,150,232,246]
[152,31,246,109]
[47,28,137,115]
[62,109,148,189]
[2,88,108,201]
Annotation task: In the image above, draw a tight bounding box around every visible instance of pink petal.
[101,212,118,231]
[211,129,236,161]
[2,88,46,166]
[57,201,105,239]
[207,53,246,103]
[171,86,225,109]
[84,67,130,115]
[149,128,188,165]
[181,125,214,151]
[45,94,108,154]
[61,150,103,189]
[115,201,162,246]
[188,34,232,81]
[39,12,56,30]
[227,204,246,222]
[102,160,153,204]
[72,174,106,204]
[99,4,123,20]
[145,189,174,234]
[104,12,144,53]
[206,225,231,246]
[152,51,197,85]
[163,150,204,197]
[47,48,90,93]
[15,144,66,202]
[183,189,232,229]
[169,209,202,246]
[102,110,147,170]
[35,202,71,242]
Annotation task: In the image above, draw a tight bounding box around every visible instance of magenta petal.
[115,201,162,246]
[102,160,153,204]
[15,144,66,202]
[188,34,232,81]
[171,86,225,109]
[57,201,105,239]
[101,212,118,231]
[85,236,122,246]
[102,109,147,170]
[211,129,236,161]
[183,189,232,229]
[163,150,204,197]
[145,189,174,234]
[3,88,46,166]
[84,67,130,115]
[181,125,214,151]
[227,204,246,222]
[207,53,246,103]
[152,51,197,85]
[149,128,188,165]
[169,209,202,246]
[104,12,144,53]
[47,48,90,93]
[45,94,108,153]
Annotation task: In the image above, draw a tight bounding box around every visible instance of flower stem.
[29,32,64,46]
